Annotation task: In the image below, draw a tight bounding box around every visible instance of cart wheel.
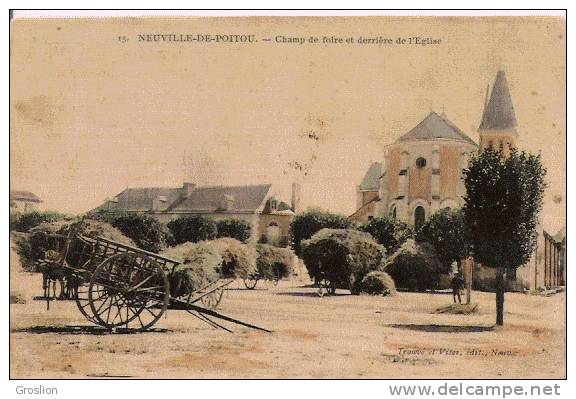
[88,253,169,331]
[74,261,101,325]
[243,278,258,290]
[200,288,224,309]
[272,278,280,287]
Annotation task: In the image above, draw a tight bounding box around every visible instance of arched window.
[416,157,427,168]
[389,205,397,220]
[414,206,425,231]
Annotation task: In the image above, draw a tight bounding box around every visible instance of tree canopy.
[416,208,470,270]
[359,216,414,254]
[289,209,355,256]
[463,149,546,270]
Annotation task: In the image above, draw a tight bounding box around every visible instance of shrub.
[360,271,396,296]
[204,238,257,279]
[160,242,221,297]
[216,218,252,242]
[167,216,217,245]
[301,228,385,294]
[359,217,414,254]
[10,211,67,232]
[384,239,442,291]
[290,209,355,256]
[100,213,167,252]
[256,244,295,280]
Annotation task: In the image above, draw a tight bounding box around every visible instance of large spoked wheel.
[243,278,259,290]
[88,253,169,331]
[74,261,101,325]
[200,288,224,309]
[317,278,336,297]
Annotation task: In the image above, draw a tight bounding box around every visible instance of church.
[351,70,518,229]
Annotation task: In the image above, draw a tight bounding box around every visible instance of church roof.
[479,70,517,131]
[359,162,382,191]
[397,112,477,145]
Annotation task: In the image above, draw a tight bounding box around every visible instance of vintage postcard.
[9,11,566,382]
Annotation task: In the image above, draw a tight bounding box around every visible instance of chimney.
[291,182,301,214]
[181,182,195,198]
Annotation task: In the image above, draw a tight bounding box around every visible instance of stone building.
[91,182,300,246]
[351,111,478,227]
[10,190,42,213]
[352,70,565,291]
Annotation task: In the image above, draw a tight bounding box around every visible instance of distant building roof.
[10,190,42,203]
[168,184,272,212]
[397,112,477,146]
[479,70,518,131]
[359,162,382,191]
[93,183,273,214]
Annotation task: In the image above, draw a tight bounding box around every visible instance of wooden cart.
[36,229,270,333]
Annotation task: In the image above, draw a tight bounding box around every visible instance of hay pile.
[204,238,257,279]
[360,271,396,296]
[160,242,222,297]
[15,219,135,272]
[256,244,295,280]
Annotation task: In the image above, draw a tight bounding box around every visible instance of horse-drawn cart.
[36,228,270,333]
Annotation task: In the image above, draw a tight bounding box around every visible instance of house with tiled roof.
[10,190,42,213]
[91,182,300,246]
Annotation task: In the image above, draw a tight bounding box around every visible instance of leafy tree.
[463,149,546,325]
[416,208,470,271]
[9,210,67,232]
[167,216,218,245]
[359,217,414,254]
[301,228,385,294]
[289,209,354,256]
[105,213,167,253]
[216,218,252,242]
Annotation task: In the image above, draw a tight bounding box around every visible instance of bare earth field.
[10,245,565,379]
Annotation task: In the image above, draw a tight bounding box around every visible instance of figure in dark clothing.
[451,272,465,304]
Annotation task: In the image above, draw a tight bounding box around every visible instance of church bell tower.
[478,70,518,156]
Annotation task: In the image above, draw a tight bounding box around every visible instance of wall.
[11,200,40,213]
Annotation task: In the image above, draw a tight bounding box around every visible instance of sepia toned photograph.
[9,11,566,380]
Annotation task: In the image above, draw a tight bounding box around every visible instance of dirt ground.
[10,242,566,379]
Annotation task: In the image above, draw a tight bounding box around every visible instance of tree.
[216,218,252,242]
[106,213,168,253]
[289,209,354,256]
[301,228,385,294]
[416,208,470,270]
[463,149,546,325]
[359,217,414,254]
[167,216,218,245]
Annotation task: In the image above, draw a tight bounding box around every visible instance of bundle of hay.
[384,239,443,291]
[256,244,295,280]
[360,271,396,296]
[301,228,386,294]
[204,238,257,279]
[160,242,222,297]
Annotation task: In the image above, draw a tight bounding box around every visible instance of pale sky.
[10,16,566,233]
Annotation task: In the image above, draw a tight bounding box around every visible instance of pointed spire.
[479,71,517,130]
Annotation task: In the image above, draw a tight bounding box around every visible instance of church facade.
[351,70,517,230]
